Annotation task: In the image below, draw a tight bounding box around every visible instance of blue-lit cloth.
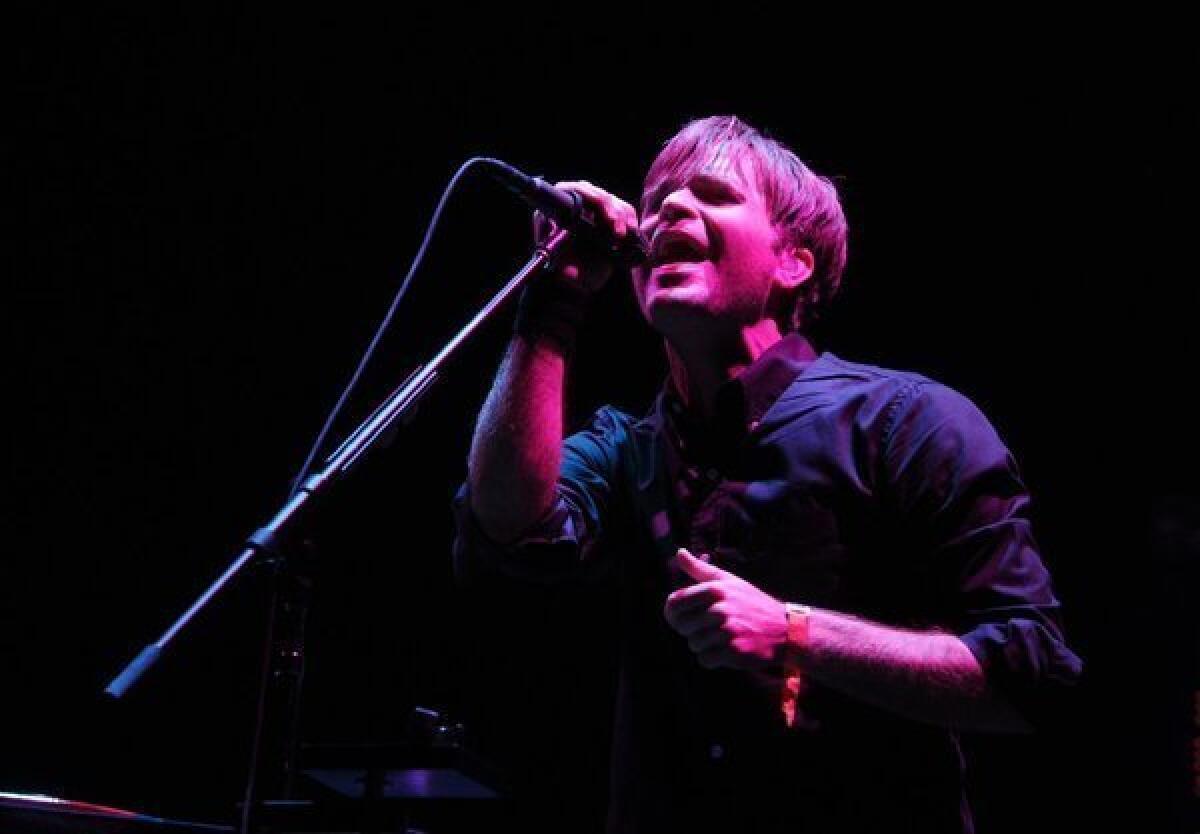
[454,334,1082,834]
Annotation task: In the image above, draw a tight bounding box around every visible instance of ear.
[774,246,815,293]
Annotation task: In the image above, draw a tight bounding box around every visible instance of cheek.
[723,229,778,278]
[714,258,774,311]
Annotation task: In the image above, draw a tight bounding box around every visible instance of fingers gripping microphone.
[479,158,649,265]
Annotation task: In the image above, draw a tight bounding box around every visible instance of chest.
[636,414,895,607]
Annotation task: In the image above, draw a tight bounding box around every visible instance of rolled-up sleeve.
[883,381,1083,718]
[452,406,629,582]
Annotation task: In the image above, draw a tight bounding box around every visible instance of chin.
[643,290,718,339]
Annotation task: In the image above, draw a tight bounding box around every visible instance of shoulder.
[559,404,659,491]
[806,352,936,396]
[579,404,639,432]
[815,354,986,422]
[771,352,939,430]
[860,368,1015,483]
[562,404,648,464]
[785,353,1007,455]
[583,399,666,440]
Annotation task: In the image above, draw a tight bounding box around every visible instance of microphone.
[479,158,649,265]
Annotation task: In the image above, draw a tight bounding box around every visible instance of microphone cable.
[286,156,493,497]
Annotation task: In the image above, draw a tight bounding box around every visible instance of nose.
[658,187,697,223]
[639,185,699,240]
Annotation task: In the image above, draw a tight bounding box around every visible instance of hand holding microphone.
[533,179,643,293]
[479,158,646,294]
[477,159,646,354]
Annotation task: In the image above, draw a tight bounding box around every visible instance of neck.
[666,318,785,418]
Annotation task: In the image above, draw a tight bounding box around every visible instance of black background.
[9,10,1197,833]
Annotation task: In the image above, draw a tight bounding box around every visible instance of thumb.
[675,547,727,583]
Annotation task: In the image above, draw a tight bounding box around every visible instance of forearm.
[467,334,567,542]
[797,608,1031,733]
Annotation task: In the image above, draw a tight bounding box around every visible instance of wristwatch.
[785,602,811,651]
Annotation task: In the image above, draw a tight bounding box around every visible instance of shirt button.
[748,419,760,432]
[705,468,720,481]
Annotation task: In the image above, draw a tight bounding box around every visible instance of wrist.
[513,277,590,356]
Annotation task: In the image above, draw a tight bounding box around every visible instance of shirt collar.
[660,332,819,444]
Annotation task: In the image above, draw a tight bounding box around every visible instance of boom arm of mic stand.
[104,224,573,698]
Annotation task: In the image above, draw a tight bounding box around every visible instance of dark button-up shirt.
[454,334,1082,834]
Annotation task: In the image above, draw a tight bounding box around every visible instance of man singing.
[454,115,1081,833]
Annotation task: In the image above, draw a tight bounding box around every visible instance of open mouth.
[650,231,707,268]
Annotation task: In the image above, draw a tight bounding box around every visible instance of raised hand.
[533,180,639,293]
[663,547,790,672]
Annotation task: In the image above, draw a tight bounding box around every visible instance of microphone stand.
[105,226,574,833]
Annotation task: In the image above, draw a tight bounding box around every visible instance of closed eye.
[690,174,743,204]
[642,173,744,214]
